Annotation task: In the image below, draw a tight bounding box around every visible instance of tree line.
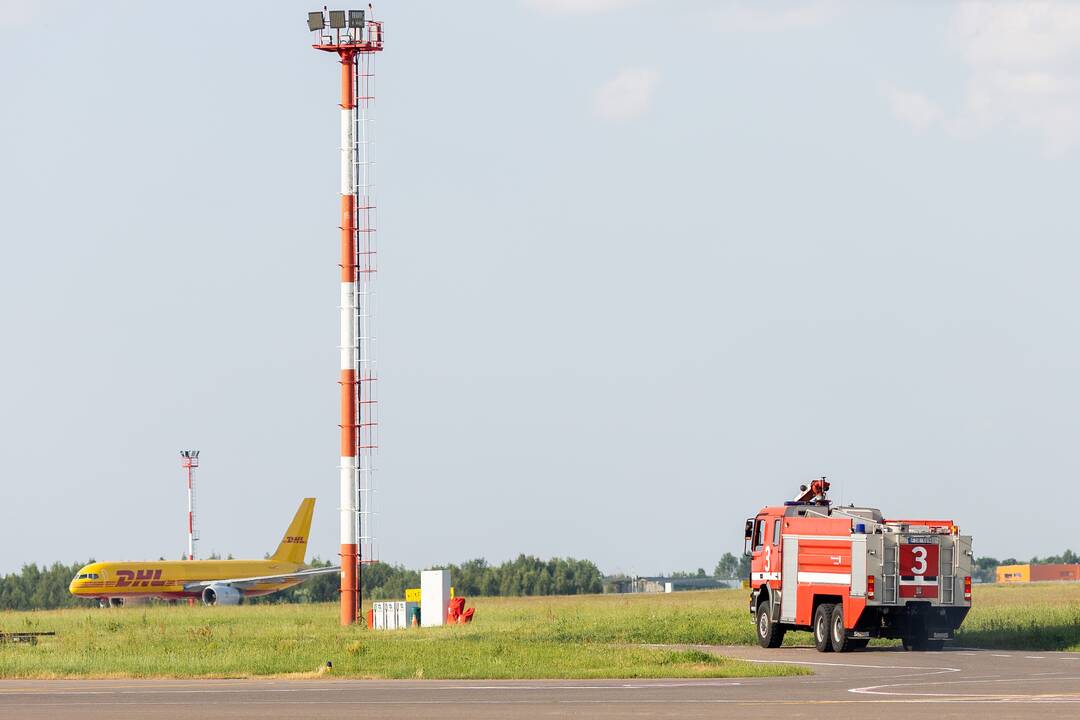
[0,555,603,610]
[0,561,90,611]
[254,555,604,604]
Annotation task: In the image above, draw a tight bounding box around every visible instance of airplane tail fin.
[271,498,315,565]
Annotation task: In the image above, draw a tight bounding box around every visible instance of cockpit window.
[75,573,100,580]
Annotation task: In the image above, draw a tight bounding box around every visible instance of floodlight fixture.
[307,11,325,32]
[329,10,346,29]
[349,10,365,28]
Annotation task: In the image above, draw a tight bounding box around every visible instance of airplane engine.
[202,584,242,606]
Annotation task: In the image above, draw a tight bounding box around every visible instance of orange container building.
[996,564,1080,583]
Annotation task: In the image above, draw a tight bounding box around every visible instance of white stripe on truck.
[797,571,851,585]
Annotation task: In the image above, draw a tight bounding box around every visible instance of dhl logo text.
[115,569,167,587]
[283,536,305,544]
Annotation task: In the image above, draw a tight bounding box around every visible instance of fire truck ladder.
[883,542,898,604]
[940,543,955,604]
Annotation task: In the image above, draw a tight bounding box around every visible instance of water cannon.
[792,477,831,505]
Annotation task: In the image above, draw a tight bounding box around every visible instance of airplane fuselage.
[69,559,305,601]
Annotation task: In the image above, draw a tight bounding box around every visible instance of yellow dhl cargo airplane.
[69,498,339,607]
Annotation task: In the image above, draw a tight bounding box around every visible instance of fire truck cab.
[745,479,973,652]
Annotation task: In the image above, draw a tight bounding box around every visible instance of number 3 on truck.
[899,543,939,577]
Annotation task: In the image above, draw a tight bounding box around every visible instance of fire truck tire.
[829,606,852,652]
[813,604,834,652]
[756,603,785,648]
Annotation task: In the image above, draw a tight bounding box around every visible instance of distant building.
[603,576,736,594]
[996,563,1080,583]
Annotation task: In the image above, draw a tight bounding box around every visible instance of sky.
[1,1,1079,576]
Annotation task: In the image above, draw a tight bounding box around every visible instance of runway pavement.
[1,645,1078,719]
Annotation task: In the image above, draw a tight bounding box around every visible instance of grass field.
[1,583,1077,679]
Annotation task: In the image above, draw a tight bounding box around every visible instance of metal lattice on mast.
[355,41,379,577]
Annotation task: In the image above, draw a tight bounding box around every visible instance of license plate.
[852,631,870,638]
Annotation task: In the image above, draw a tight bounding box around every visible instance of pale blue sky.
[2,1,1078,575]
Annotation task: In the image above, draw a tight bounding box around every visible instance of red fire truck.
[745,479,972,652]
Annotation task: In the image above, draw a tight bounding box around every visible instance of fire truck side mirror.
[744,518,754,541]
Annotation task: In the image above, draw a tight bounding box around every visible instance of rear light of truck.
[867,575,875,599]
[964,576,972,601]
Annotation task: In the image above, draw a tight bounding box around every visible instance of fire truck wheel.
[813,604,834,652]
[756,603,785,648]
[829,606,851,652]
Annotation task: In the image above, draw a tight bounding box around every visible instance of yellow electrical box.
[405,586,455,602]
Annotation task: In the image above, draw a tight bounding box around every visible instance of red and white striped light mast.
[180,450,200,560]
[308,7,384,627]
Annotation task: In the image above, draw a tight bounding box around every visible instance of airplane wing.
[182,566,340,593]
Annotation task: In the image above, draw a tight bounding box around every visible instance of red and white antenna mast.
[180,450,200,560]
[309,7,385,627]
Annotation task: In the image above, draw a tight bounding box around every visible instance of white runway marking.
[850,674,1080,701]
[447,682,744,690]
[10,696,1080,709]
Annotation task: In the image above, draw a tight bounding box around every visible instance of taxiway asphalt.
[1,645,1077,718]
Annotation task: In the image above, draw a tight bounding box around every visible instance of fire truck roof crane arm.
[792,477,830,505]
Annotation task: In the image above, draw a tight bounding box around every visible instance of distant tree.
[437,555,601,598]
[0,561,96,610]
[737,554,751,580]
[249,557,340,604]
[972,556,999,584]
[714,553,740,580]
[1031,549,1079,565]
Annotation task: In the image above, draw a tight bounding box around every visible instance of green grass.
[3,583,1076,679]
[0,592,804,680]
[955,582,1080,651]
